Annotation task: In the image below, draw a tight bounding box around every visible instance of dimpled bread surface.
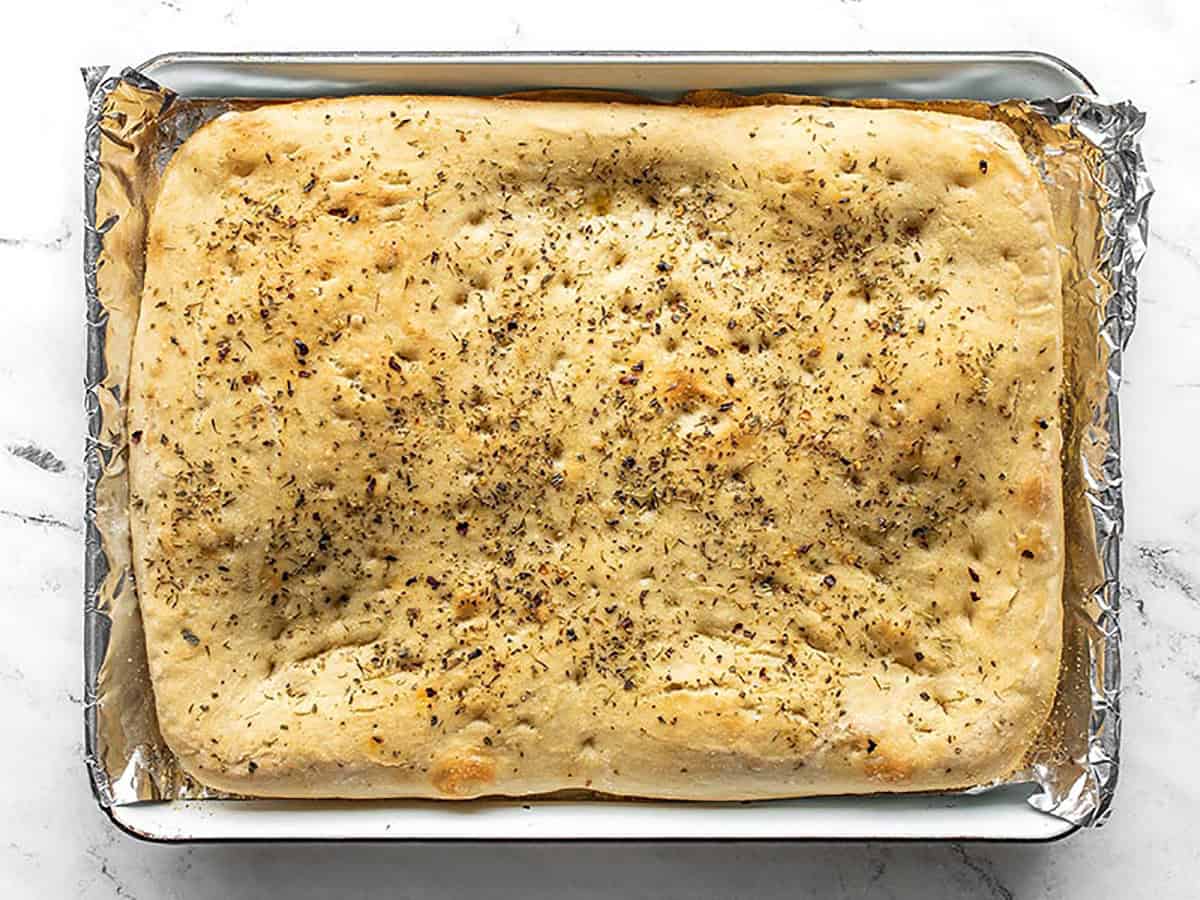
[128,95,1064,799]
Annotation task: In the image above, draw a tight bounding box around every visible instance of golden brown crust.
[129,95,1064,799]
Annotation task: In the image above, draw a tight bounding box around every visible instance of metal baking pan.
[94,50,1099,843]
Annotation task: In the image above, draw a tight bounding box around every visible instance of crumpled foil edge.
[1025,96,1151,826]
[82,69,1151,828]
[84,66,191,808]
[83,64,121,809]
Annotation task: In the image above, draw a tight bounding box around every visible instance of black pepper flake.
[1037,418,1049,430]
[248,760,258,773]
[726,373,735,387]
[426,575,441,589]
[456,521,470,536]
[327,207,350,218]
[656,260,671,273]
[293,338,309,357]
[969,591,981,603]
[388,356,403,373]
[467,648,483,660]
[968,567,980,583]
[866,738,878,754]
[1021,549,1035,559]
[302,175,316,193]
[130,430,143,444]
[822,575,837,588]
[914,651,925,662]
[181,628,200,646]
[979,160,989,174]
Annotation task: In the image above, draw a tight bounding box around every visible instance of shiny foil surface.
[83,65,1149,826]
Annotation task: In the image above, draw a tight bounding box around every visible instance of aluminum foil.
[82,66,1150,826]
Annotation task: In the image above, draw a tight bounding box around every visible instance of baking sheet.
[83,52,1148,841]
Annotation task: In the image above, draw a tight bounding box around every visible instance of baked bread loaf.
[129,95,1064,799]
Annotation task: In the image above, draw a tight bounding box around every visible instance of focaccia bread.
[129,95,1064,799]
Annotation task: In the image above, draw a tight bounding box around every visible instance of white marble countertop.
[1,0,1196,895]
